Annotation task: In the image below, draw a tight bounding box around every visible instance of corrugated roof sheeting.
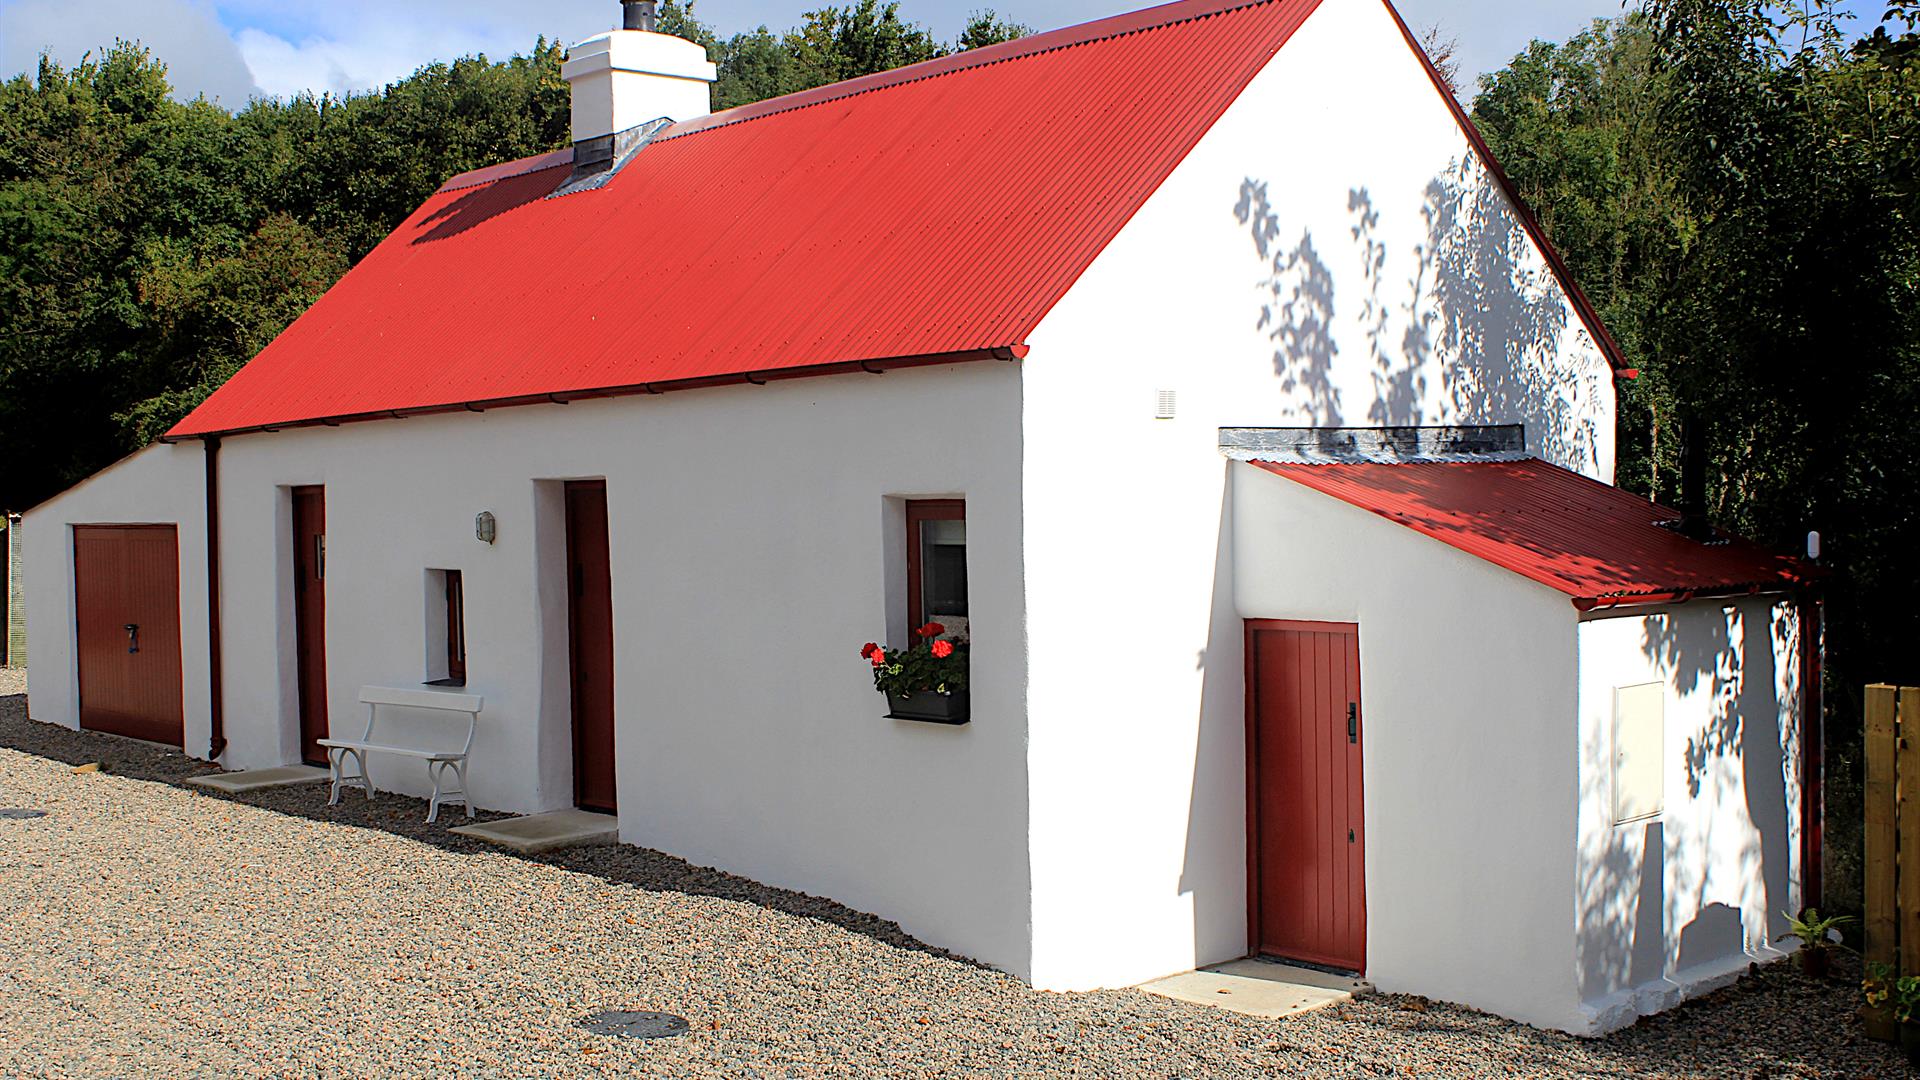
[169,0,1325,438]
[1252,459,1814,606]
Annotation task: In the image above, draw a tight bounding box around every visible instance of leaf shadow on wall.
[1233,160,1604,477]
[1574,603,1795,1006]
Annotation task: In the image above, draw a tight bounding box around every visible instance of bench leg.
[327,747,374,806]
[424,759,471,824]
[426,760,444,824]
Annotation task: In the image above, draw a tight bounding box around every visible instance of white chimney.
[563,1,717,144]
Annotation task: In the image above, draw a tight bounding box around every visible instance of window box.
[887,689,970,725]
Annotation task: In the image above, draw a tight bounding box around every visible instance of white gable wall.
[1017,0,1615,997]
[1574,599,1803,1033]
[22,442,213,750]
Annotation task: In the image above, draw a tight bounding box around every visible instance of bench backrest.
[355,684,484,754]
[359,685,484,713]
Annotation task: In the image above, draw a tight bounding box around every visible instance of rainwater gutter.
[203,435,226,761]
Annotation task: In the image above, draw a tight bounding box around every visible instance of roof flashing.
[1220,424,1526,464]
[550,117,675,198]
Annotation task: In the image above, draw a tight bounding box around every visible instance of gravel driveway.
[0,673,1903,1078]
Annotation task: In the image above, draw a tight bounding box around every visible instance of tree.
[1419,23,1462,97]
[1474,1,1920,909]
[784,0,947,89]
[959,10,1031,50]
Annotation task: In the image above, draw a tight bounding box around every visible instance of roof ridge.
[659,0,1282,142]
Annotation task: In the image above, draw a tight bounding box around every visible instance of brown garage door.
[74,525,185,746]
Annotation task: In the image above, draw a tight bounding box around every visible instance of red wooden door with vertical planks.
[74,525,184,745]
[566,480,617,813]
[291,486,329,765]
[1246,619,1366,972]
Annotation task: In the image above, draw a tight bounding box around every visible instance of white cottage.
[21,0,1818,1034]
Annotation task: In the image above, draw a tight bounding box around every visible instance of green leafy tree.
[785,0,947,88]
[958,9,1031,50]
[1475,1,1920,909]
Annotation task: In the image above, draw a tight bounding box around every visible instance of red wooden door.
[1246,620,1366,972]
[74,525,184,745]
[291,487,329,765]
[565,480,617,812]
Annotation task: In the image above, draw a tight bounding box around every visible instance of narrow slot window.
[444,569,466,686]
[425,568,467,687]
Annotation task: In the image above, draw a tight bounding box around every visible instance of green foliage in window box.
[860,622,968,697]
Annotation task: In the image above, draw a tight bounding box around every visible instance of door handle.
[1347,703,1357,744]
[124,623,140,654]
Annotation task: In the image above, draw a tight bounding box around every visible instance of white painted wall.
[186,361,1030,977]
[1574,599,1803,1033]
[1227,464,1584,1030]
[22,443,213,754]
[1017,0,1615,998]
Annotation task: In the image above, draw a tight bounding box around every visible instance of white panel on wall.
[1612,682,1664,824]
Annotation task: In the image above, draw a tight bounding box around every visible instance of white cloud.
[0,0,261,105]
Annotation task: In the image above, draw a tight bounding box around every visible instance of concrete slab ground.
[1139,958,1370,1019]
[184,765,331,793]
[449,809,619,854]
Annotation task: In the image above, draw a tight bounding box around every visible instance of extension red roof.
[1253,458,1814,607]
[167,0,1330,438]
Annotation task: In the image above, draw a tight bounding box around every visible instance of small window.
[906,500,967,639]
[425,569,467,687]
[1612,683,1664,824]
[444,569,466,686]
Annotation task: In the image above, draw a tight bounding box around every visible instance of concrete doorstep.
[184,765,331,794]
[449,809,619,854]
[1139,958,1370,1019]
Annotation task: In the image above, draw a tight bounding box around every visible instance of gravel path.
[0,675,1905,1078]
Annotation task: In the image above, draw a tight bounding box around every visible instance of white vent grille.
[1154,390,1177,420]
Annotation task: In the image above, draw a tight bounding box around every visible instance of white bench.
[319,685,482,823]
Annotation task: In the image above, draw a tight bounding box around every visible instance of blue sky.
[0,0,1901,107]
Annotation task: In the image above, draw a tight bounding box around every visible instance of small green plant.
[1866,960,1897,1012]
[1778,908,1855,950]
[1895,976,1920,1026]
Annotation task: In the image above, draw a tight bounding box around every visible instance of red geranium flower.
[860,642,879,659]
[916,622,946,638]
[931,639,954,659]
[870,648,887,668]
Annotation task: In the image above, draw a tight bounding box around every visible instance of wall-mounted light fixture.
[475,511,497,545]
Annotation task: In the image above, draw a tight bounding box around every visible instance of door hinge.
[1347,702,1357,744]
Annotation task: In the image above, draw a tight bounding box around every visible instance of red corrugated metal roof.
[1252,458,1814,607]
[167,0,1328,438]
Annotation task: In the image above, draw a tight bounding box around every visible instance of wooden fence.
[1865,684,1920,1039]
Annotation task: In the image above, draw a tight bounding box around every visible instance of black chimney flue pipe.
[623,0,658,31]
